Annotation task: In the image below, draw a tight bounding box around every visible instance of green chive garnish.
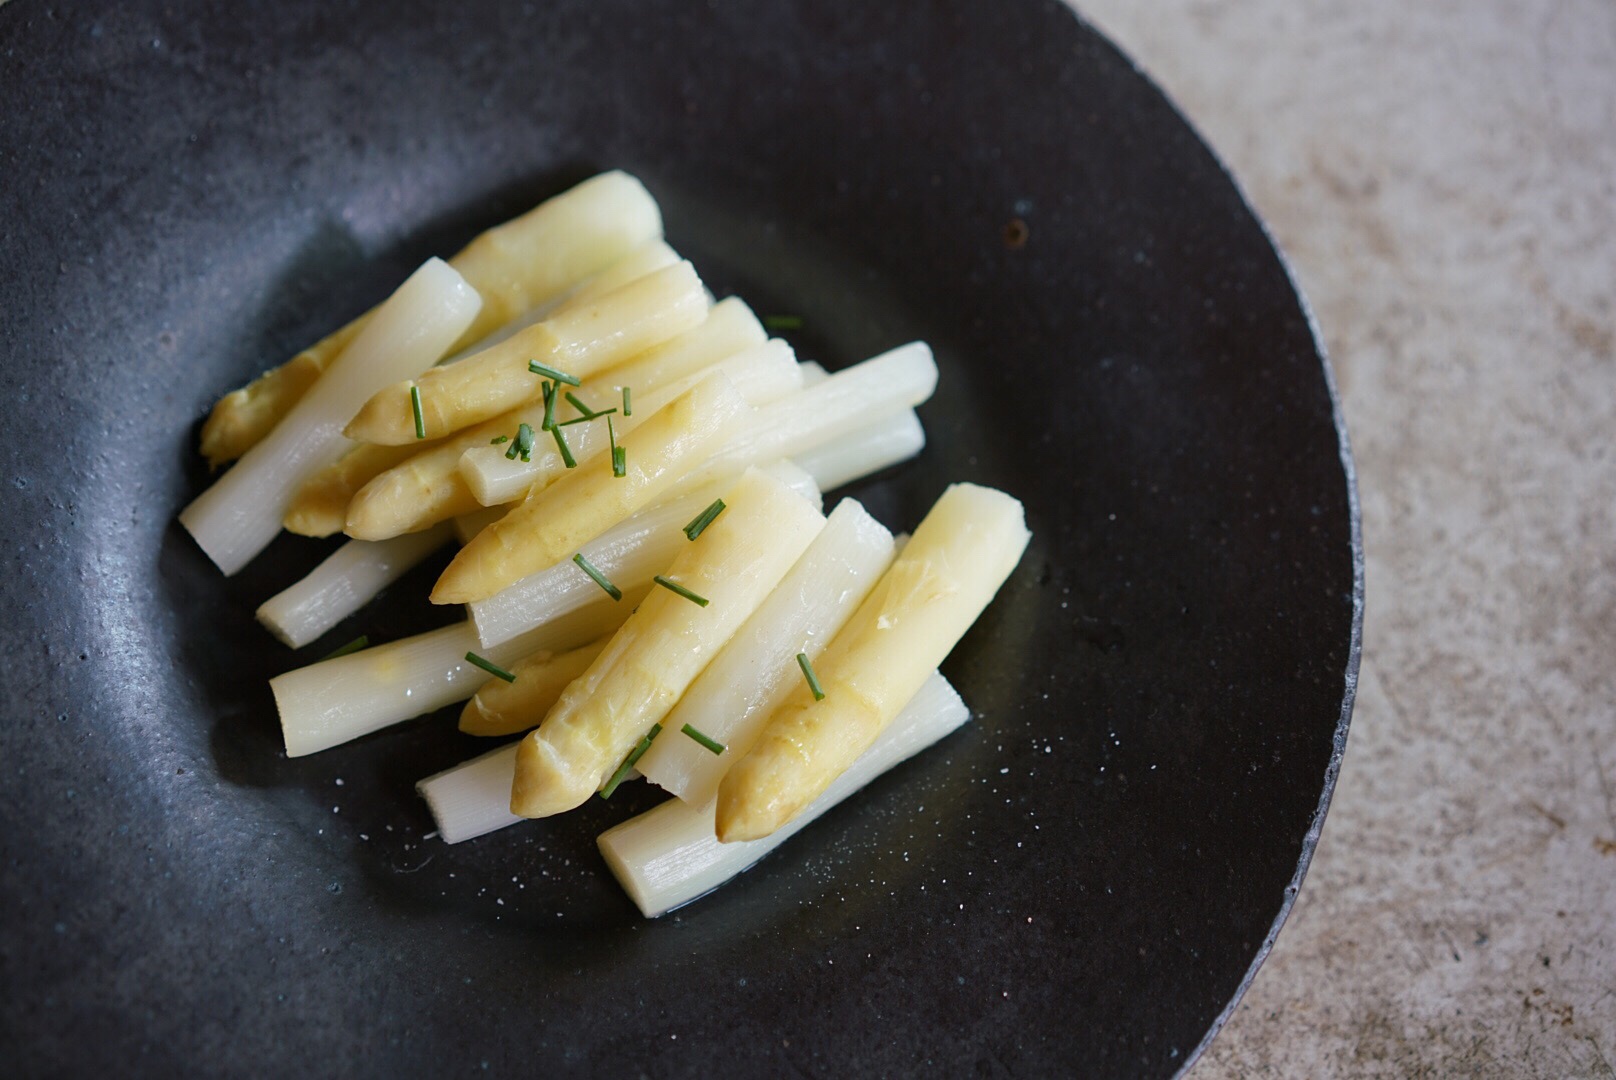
[622,386,632,416]
[541,379,558,431]
[680,723,726,756]
[563,391,598,419]
[796,652,826,700]
[609,417,626,478]
[550,423,576,468]
[682,498,726,541]
[528,360,581,386]
[654,575,709,607]
[464,651,516,683]
[572,552,623,601]
[409,384,426,440]
[600,723,663,799]
[505,422,535,462]
[489,434,509,445]
[558,408,616,427]
[763,314,803,331]
[320,635,369,661]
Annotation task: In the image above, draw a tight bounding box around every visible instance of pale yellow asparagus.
[714,483,1030,842]
[283,441,429,537]
[200,170,662,466]
[510,467,827,818]
[344,261,708,445]
[343,404,545,541]
[458,337,800,509]
[430,373,748,605]
[458,637,612,737]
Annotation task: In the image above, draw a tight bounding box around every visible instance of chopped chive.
[541,379,558,431]
[320,635,369,661]
[609,417,626,478]
[528,360,581,386]
[409,384,426,440]
[464,650,516,683]
[550,423,576,468]
[564,391,598,419]
[654,575,709,607]
[572,552,623,601]
[682,498,726,541]
[763,314,803,331]
[489,434,509,445]
[600,723,663,799]
[680,723,726,756]
[796,652,826,701]
[505,422,535,461]
[558,408,616,427]
[622,386,632,416]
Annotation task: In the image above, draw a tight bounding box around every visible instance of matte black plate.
[0,2,1360,1075]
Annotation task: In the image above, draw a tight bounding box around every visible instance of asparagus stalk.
[430,372,749,605]
[457,338,802,508]
[509,466,827,818]
[272,598,634,757]
[199,170,661,467]
[345,262,708,445]
[715,483,1029,841]
[255,522,456,648]
[636,498,896,805]
[598,672,968,917]
[179,257,481,575]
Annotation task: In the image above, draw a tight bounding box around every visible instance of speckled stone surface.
[1077,1,1616,1075]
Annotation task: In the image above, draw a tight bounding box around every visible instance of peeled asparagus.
[345,261,709,445]
[598,672,968,917]
[793,408,925,493]
[637,498,896,806]
[468,460,822,648]
[199,170,662,467]
[458,339,803,508]
[273,599,634,758]
[459,637,610,736]
[431,372,749,605]
[715,483,1029,841]
[416,742,525,844]
[509,466,827,818]
[284,441,426,537]
[255,522,456,648]
[666,341,937,501]
[179,258,481,575]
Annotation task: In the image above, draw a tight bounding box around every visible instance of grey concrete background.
[1073,1,1615,1075]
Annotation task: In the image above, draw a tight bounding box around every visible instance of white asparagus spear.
[637,498,896,805]
[665,341,936,500]
[509,466,827,818]
[273,598,636,758]
[458,637,610,737]
[345,261,708,445]
[179,258,481,575]
[431,372,749,605]
[793,408,925,493]
[458,338,802,507]
[199,171,662,467]
[467,460,821,648]
[255,522,456,649]
[417,742,525,844]
[598,672,968,917]
[436,239,682,367]
[715,483,1029,841]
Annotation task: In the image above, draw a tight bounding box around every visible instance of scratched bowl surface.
[0,1,1359,1076]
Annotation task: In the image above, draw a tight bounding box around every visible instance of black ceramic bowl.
[0,1,1360,1076]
